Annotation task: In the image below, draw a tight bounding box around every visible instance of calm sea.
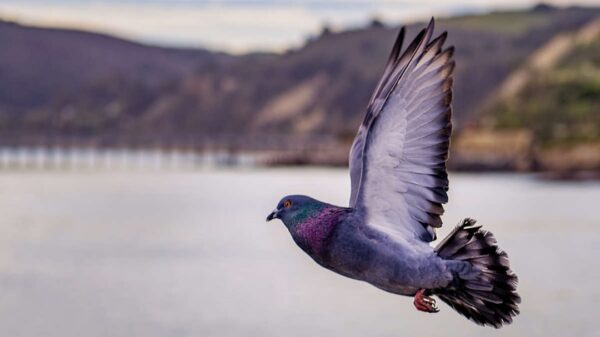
[0,169,598,337]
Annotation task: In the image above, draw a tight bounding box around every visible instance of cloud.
[0,2,326,52]
[0,0,597,52]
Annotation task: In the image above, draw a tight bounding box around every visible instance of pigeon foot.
[413,289,439,313]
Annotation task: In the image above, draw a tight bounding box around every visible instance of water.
[0,169,598,337]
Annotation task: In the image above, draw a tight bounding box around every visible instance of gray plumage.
[267,18,520,328]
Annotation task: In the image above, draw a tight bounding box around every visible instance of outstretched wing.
[348,19,454,242]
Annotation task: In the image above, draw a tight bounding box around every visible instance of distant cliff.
[0,5,598,175]
[454,17,600,177]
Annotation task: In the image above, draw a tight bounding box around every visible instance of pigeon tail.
[433,218,520,328]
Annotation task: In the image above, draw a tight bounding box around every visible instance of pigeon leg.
[413,289,439,313]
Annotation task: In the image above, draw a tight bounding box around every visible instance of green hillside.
[446,9,551,35]
[485,29,599,147]
[460,19,600,175]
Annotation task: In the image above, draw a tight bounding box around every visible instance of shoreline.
[0,146,597,181]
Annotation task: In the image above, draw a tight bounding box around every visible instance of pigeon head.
[266,195,324,227]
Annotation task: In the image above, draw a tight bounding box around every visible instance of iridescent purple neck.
[290,206,348,257]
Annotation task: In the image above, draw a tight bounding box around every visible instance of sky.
[0,0,597,53]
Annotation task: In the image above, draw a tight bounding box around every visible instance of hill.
[0,5,598,158]
[454,17,600,177]
[0,20,238,145]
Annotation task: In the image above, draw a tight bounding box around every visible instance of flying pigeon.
[266,18,520,328]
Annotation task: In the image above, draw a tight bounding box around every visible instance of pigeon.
[266,18,520,328]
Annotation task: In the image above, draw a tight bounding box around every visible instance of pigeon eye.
[283,200,292,208]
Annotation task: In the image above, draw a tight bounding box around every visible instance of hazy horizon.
[1,0,598,53]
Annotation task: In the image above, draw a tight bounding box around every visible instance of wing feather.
[348,18,454,242]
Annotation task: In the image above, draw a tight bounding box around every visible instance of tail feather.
[434,218,520,328]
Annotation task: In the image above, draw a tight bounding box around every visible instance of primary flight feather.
[266,18,520,328]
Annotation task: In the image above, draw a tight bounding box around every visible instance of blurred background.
[0,1,598,336]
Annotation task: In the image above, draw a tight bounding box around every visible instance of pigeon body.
[270,196,470,295]
[267,18,520,328]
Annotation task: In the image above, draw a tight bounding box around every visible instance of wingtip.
[395,26,406,49]
[387,26,407,64]
[437,31,448,48]
[426,30,448,50]
[428,17,435,29]
[414,27,427,42]
[398,26,406,40]
[422,17,435,43]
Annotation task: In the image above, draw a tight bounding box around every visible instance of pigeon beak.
[266,209,280,222]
